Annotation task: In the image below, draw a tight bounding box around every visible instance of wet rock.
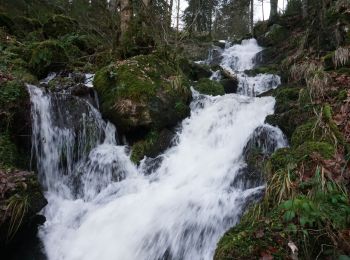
[208,46,224,67]
[212,40,226,49]
[219,68,238,94]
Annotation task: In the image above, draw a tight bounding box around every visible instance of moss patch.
[29,40,69,78]
[194,78,225,96]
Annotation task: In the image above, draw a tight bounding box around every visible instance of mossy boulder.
[270,147,296,171]
[294,141,335,161]
[273,86,300,113]
[245,64,279,77]
[94,54,191,132]
[194,78,225,96]
[261,24,288,47]
[29,40,69,78]
[291,120,334,147]
[43,15,78,38]
[61,34,100,55]
[323,52,335,70]
[179,58,212,81]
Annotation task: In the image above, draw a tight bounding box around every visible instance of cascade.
[28,39,286,260]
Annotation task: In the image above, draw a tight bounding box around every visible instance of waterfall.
[221,39,281,96]
[28,39,286,260]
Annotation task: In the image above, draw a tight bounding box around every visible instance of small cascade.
[220,39,281,96]
[27,39,287,260]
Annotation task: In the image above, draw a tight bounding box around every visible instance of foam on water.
[28,39,286,260]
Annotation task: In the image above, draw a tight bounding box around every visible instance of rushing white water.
[221,39,281,96]
[28,39,287,260]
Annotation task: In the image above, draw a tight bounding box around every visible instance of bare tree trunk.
[261,0,264,21]
[302,0,308,18]
[250,0,254,34]
[168,0,174,28]
[120,0,132,43]
[175,0,180,47]
[270,0,278,20]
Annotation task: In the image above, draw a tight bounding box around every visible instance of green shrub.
[43,15,78,38]
[29,40,69,77]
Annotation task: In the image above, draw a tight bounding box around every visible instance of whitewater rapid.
[28,39,286,260]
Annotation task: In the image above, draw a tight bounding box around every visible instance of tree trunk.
[269,0,278,20]
[262,0,264,21]
[250,0,254,34]
[302,0,308,18]
[120,0,132,43]
[168,0,173,28]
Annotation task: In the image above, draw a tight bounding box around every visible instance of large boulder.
[94,54,191,132]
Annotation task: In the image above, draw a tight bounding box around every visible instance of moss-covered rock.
[294,141,335,161]
[270,147,295,171]
[291,120,334,147]
[323,52,335,70]
[43,15,78,38]
[194,78,225,96]
[261,24,288,47]
[94,54,191,132]
[179,58,212,81]
[245,64,279,77]
[29,40,69,78]
[130,129,174,163]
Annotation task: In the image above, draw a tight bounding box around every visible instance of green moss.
[130,131,159,163]
[270,147,296,171]
[0,134,18,168]
[29,40,69,78]
[323,104,350,153]
[215,208,288,260]
[43,15,78,38]
[94,54,191,131]
[291,120,333,147]
[294,141,335,161]
[323,52,335,70]
[194,78,225,96]
[273,86,300,113]
[337,89,348,101]
[245,64,279,76]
